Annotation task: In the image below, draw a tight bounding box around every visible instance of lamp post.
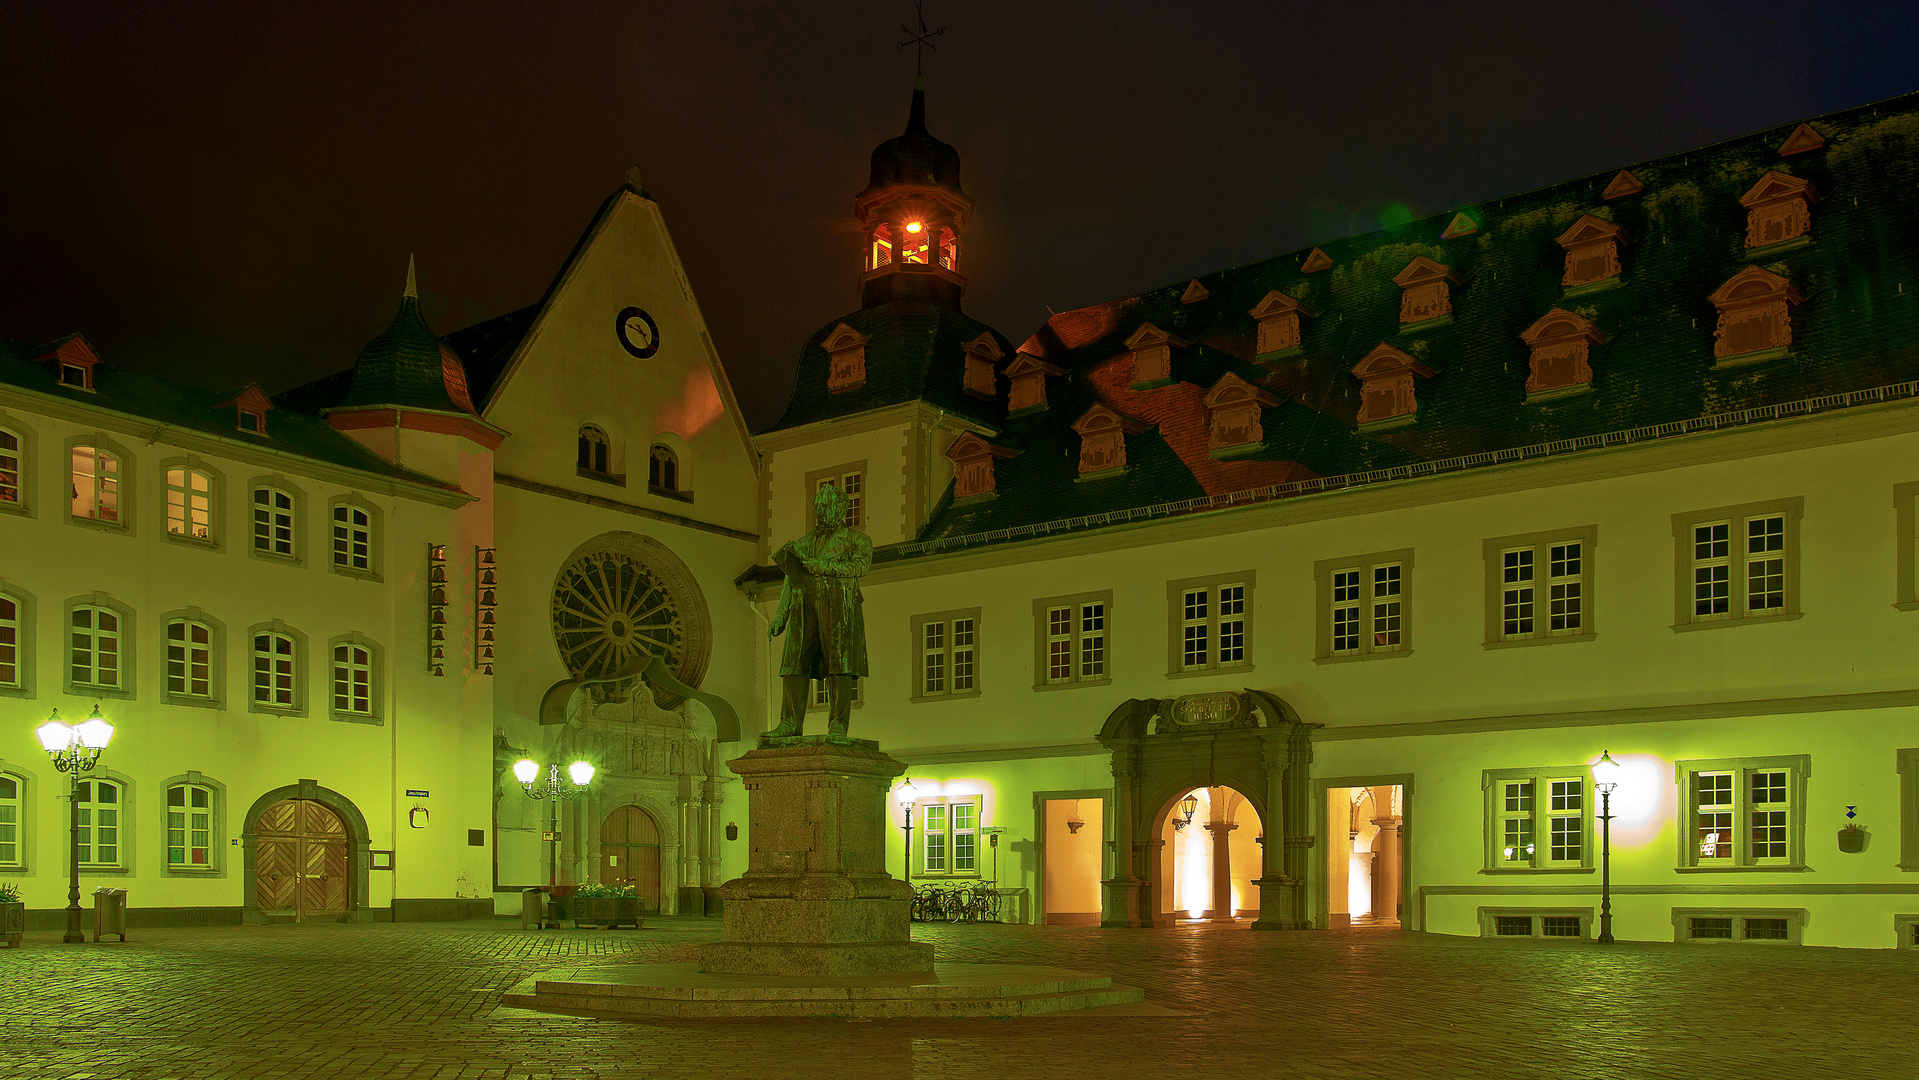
[512,759,594,890]
[36,706,115,945]
[895,779,919,885]
[1592,750,1623,945]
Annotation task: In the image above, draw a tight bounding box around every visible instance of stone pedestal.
[699,737,933,977]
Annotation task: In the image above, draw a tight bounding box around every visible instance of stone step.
[532,970,1114,1003]
[502,982,1146,1019]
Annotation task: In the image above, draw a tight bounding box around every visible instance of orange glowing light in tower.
[905,221,923,233]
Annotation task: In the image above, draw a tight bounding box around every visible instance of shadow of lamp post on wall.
[1592,750,1624,945]
[36,706,114,945]
[512,758,594,916]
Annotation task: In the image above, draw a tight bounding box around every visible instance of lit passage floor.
[3,917,1916,1080]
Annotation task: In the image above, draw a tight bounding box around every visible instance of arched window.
[578,425,611,476]
[252,630,298,710]
[0,593,19,690]
[78,778,122,867]
[166,782,214,868]
[0,772,21,868]
[70,604,123,689]
[331,637,378,719]
[648,445,678,492]
[330,499,377,576]
[166,617,216,700]
[252,485,296,558]
[165,468,214,542]
[71,443,122,523]
[0,426,21,508]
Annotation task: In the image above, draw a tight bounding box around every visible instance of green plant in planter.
[0,883,19,904]
[574,883,638,899]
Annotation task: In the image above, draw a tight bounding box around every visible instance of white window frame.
[165,782,215,872]
[1315,549,1414,661]
[68,440,125,528]
[69,602,126,693]
[164,615,219,705]
[1482,527,1598,648]
[1675,755,1809,870]
[248,622,305,715]
[1671,498,1802,630]
[251,484,300,561]
[329,635,382,723]
[911,608,981,701]
[0,770,23,869]
[915,794,984,878]
[328,497,380,579]
[1482,766,1594,873]
[77,777,125,869]
[806,461,867,530]
[164,467,216,544]
[1033,590,1112,690]
[1166,573,1255,676]
[1477,907,1592,939]
[0,423,24,513]
[0,590,22,693]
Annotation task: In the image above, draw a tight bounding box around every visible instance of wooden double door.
[255,799,350,921]
[601,804,662,912]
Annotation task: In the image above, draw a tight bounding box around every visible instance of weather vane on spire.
[897,0,944,77]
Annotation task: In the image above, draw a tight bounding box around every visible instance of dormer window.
[1351,344,1434,430]
[822,323,869,394]
[1071,404,1149,476]
[944,431,1018,500]
[962,333,1003,400]
[1123,323,1186,389]
[1740,171,1818,253]
[1005,352,1065,415]
[1201,373,1282,455]
[39,335,103,392]
[1709,267,1802,366]
[1247,291,1316,359]
[60,364,90,389]
[1393,257,1463,327]
[218,385,274,437]
[1555,215,1630,291]
[1520,309,1606,400]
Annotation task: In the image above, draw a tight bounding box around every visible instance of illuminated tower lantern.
[856,78,974,310]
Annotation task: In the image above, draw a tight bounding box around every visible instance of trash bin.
[92,888,128,942]
[521,887,545,930]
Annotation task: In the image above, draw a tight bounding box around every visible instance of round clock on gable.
[550,532,710,708]
[616,306,661,359]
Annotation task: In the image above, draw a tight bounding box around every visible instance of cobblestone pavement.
[2,917,1915,1080]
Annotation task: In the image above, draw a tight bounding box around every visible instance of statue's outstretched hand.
[768,615,786,638]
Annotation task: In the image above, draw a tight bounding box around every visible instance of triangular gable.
[1004,352,1066,378]
[1602,170,1643,200]
[1709,265,1802,307]
[1200,371,1283,409]
[1391,256,1463,288]
[1556,214,1629,247]
[1351,343,1434,379]
[1070,403,1151,435]
[1739,170,1816,207]
[1301,247,1334,273]
[1247,290,1317,320]
[1778,122,1826,156]
[943,430,1019,462]
[37,334,102,369]
[962,331,1004,361]
[822,323,869,353]
[1520,309,1607,346]
[216,384,275,413]
[1440,211,1479,239]
[1123,322,1188,351]
[1181,279,1210,304]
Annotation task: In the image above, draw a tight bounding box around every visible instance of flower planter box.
[1,901,24,948]
[572,896,642,930]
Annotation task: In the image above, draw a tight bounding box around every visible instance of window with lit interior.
[1675,756,1808,869]
[70,444,122,524]
[917,794,983,877]
[165,468,214,542]
[1483,766,1593,872]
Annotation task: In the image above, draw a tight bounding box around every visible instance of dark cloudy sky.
[1,1,1913,431]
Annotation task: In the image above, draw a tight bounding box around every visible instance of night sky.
[2,1,1914,432]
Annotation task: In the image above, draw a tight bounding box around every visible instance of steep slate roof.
[442,302,541,411]
[0,338,463,493]
[332,271,481,416]
[770,301,1014,432]
[908,91,1919,547]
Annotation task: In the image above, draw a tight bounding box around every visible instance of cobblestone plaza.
[4,918,1917,1080]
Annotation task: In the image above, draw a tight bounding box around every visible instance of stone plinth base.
[699,939,933,978]
[504,962,1148,1019]
[702,896,931,976]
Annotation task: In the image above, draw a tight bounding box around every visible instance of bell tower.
[855,79,974,311]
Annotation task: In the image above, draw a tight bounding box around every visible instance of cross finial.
[897,0,943,77]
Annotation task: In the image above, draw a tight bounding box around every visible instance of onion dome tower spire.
[854,79,974,310]
[334,256,479,416]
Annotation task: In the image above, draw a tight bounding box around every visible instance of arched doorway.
[1161,786,1264,923]
[601,804,662,912]
[254,799,350,922]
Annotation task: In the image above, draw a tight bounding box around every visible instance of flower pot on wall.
[1838,825,1868,853]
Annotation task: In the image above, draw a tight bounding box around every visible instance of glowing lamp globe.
[568,761,595,787]
[1592,750,1623,793]
[896,779,919,809]
[512,759,539,785]
[905,221,923,234]
[35,713,74,753]
[74,707,114,750]
[1180,794,1199,820]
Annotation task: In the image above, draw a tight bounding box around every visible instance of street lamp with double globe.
[36,706,115,944]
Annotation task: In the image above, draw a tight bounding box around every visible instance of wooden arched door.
[255,799,350,921]
[601,805,661,912]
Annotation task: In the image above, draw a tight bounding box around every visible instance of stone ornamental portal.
[549,531,712,707]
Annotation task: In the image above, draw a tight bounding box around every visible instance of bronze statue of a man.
[766,483,871,738]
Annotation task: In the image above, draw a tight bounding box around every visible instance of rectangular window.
[917,795,984,877]
[165,469,213,541]
[813,471,865,529]
[333,642,374,715]
[253,632,297,709]
[0,427,20,507]
[166,619,213,699]
[1477,908,1591,939]
[1483,767,1592,871]
[1673,908,1805,944]
[252,487,296,558]
[70,445,120,523]
[1672,500,1801,629]
[1167,574,1255,674]
[912,609,981,699]
[166,784,212,868]
[0,774,20,867]
[1317,552,1412,660]
[1034,591,1111,688]
[332,504,372,572]
[1677,756,1808,868]
[1482,528,1597,647]
[77,779,121,867]
[0,594,18,689]
[70,606,121,689]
